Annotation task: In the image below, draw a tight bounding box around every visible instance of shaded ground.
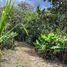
[1,42,67,67]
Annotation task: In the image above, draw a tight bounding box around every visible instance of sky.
[15,0,52,10]
[0,0,52,10]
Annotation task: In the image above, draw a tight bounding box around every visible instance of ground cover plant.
[35,32,67,62]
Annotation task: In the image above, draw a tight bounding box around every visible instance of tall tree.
[18,2,33,11]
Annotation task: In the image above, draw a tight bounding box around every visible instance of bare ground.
[1,42,67,67]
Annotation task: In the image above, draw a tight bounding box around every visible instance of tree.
[43,0,67,35]
[18,1,33,11]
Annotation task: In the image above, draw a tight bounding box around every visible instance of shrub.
[0,32,17,49]
[23,11,47,44]
[35,32,67,60]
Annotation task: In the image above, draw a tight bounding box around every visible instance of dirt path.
[1,42,67,67]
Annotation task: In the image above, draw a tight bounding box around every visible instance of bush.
[23,11,49,44]
[0,32,17,49]
[35,32,67,60]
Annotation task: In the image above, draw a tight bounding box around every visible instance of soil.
[1,42,67,67]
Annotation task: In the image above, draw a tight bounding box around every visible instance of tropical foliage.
[0,0,18,49]
[0,0,67,63]
[35,32,67,60]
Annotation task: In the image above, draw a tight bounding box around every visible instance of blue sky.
[15,0,51,10]
[0,0,51,10]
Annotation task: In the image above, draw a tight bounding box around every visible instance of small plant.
[35,32,67,60]
[0,32,17,49]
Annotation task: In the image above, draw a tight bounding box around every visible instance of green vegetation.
[0,0,17,49]
[35,32,67,59]
[0,0,17,64]
[0,0,67,65]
